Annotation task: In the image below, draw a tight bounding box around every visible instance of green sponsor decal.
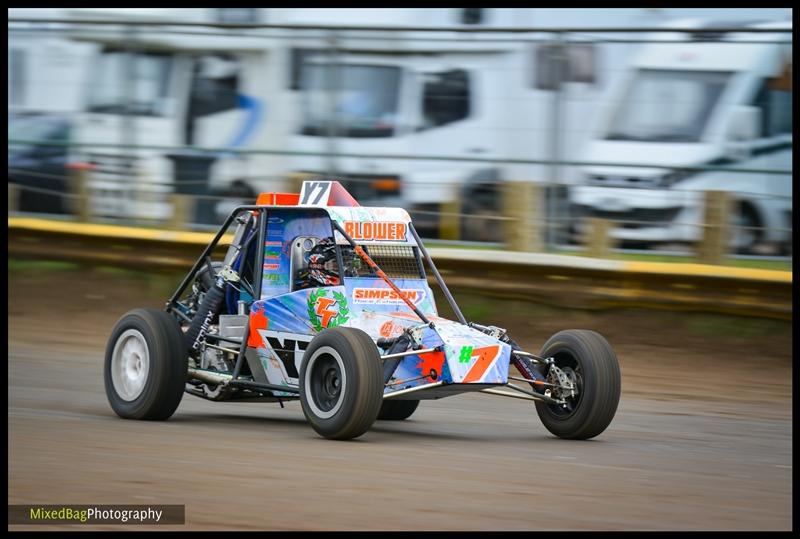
[264,247,281,259]
[307,288,350,332]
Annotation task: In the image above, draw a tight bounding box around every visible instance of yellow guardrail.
[621,261,791,284]
[8,216,235,245]
[8,217,792,319]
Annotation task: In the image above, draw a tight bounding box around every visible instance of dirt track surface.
[8,266,793,531]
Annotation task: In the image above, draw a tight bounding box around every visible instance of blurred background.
[8,7,793,264]
[7,9,793,531]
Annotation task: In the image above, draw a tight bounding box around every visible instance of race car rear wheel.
[104,308,187,420]
[377,399,419,421]
[534,329,620,440]
[300,327,383,440]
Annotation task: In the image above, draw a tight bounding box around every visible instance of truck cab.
[69,21,294,222]
[569,20,792,253]
[288,44,602,240]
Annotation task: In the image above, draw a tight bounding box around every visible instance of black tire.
[460,189,502,242]
[214,181,256,223]
[731,201,763,254]
[535,330,620,440]
[228,181,256,200]
[299,327,384,440]
[104,308,188,420]
[377,400,419,421]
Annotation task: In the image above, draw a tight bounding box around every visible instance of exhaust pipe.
[188,367,233,385]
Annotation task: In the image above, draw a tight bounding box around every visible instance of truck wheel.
[731,201,762,254]
[377,400,419,421]
[300,327,384,440]
[104,308,188,420]
[214,181,256,223]
[460,188,501,242]
[535,330,620,440]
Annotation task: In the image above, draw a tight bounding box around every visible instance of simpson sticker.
[343,221,407,241]
[353,288,426,305]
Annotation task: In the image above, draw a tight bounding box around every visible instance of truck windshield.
[8,114,68,145]
[605,69,731,143]
[300,64,401,138]
[87,50,173,116]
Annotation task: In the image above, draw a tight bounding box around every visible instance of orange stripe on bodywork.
[255,192,300,206]
[247,309,269,347]
[415,351,446,380]
[462,345,502,383]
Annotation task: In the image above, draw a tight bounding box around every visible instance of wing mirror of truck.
[725,106,762,161]
[726,105,762,142]
[190,55,241,117]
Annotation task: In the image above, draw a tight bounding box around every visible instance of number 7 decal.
[299,181,332,206]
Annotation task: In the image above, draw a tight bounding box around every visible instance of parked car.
[8,112,72,214]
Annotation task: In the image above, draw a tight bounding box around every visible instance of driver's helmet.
[303,237,340,288]
[295,237,368,289]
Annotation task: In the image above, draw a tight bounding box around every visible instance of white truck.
[8,10,97,114]
[284,9,650,240]
[284,10,793,241]
[63,7,619,225]
[568,20,792,254]
[29,8,789,230]
[64,9,298,221]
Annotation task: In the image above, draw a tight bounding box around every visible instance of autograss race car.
[104,180,621,440]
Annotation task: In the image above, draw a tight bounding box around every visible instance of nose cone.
[431,319,512,384]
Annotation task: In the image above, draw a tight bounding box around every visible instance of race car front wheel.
[104,308,187,420]
[534,329,620,440]
[300,327,384,440]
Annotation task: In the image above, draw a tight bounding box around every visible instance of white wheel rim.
[304,346,347,419]
[111,329,151,401]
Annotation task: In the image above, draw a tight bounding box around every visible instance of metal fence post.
[697,190,732,265]
[69,164,91,222]
[547,31,566,249]
[326,31,341,177]
[124,24,139,222]
[8,184,20,213]
[502,181,543,252]
[439,197,461,241]
[169,193,195,230]
[585,218,615,258]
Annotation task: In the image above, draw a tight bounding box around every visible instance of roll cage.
[165,204,469,387]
